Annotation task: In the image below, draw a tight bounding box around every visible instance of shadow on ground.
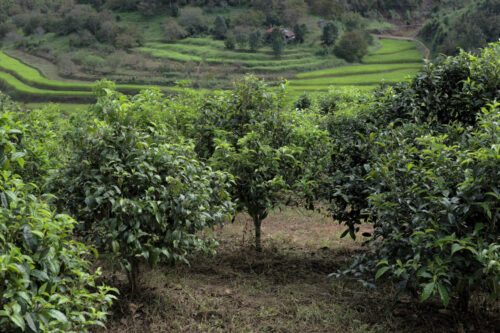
[98,208,499,333]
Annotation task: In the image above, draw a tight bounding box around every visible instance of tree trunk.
[253,216,262,252]
[458,286,470,313]
[127,258,139,293]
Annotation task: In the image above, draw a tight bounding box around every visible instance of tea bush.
[326,44,499,308]
[363,104,499,308]
[374,43,499,126]
[56,87,234,290]
[0,96,116,332]
[195,77,330,251]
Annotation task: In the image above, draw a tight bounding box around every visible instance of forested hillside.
[419,0,500,54]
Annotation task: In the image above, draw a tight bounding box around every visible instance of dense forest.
[419,0,500,54]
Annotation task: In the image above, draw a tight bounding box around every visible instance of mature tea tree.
[195,77,329,251]
[56,87,234,291]
[331,43,500,309]
[0,95,116,332]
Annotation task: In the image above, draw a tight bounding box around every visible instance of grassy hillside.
[290,38,423,94]
[0,38,423,102]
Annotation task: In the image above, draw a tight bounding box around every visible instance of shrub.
[270,28,285,57]
[327,44,500,310]
[194,77,329,251]
[224,32,236,50]
[321,21,339,47]
[322,109,375,237]
[56,87,234,291]
[334,30,369,62]
[294,94,311,110]
[361,104,500,309]
[69,29,96,48]
[212,15,227,40]
[178,7,209,35]
[0,95,116,332]
[163,20,187,42]
[375,43,500,126]
[248,30,262,52]
[234,27,249,50]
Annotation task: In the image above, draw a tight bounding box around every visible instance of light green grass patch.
[291,68,419,86]
[296,63,422,79]
[363,49,423,64]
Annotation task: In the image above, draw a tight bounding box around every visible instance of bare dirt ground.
[97,208,499,333]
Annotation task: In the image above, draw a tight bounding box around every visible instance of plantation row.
[0,43,498,332]
[139,37,423,80]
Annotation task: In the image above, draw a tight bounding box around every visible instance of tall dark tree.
[334,30,368,62]
[248,30,262,51]
[293,23,307,44]
[270,28,285,57]
[212,15,228,40]
[321,21,339,47]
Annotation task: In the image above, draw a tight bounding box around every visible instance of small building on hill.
[266,27,296,43]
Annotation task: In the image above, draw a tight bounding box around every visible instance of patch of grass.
[296,63,422,79]
[0,71,91,97]
[290,38,423,92]
[0,51,208,102]
[25,102,90,113]
[363,49,423,64]
[0,51,92,91]
[291,68,419,87]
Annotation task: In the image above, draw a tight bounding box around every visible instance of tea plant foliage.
[0,93,116,332]
[56,87,234,290]
[195,77,330,251]
[327,43,500,308]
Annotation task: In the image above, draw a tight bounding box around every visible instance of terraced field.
[0,37,423,103]
[289,38,423,94]
[0,51,204,102]
[137,37,342,73]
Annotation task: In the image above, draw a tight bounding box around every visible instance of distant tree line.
[0,0,143,49]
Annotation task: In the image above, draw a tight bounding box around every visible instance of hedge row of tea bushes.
[322,43,499,308]
[0,95,116,332]
[0,43,498,331]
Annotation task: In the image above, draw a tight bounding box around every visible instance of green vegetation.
[290,39,423,94]
[0,0,498,330]
[194,77,329,251]
[0,51,207,102]
[55,84,234,291]
[0,97,116,332]
[325,43,500,309]
[419,0,500,54]
[0,42,498,332]
[0,37,423,102]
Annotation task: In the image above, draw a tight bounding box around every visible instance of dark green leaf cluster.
[374,43,500,126]
[363,104,499,308]
[55,87,234,289]
[325,43,500,308]
[0,94,116,332]
[193,76,330,250]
